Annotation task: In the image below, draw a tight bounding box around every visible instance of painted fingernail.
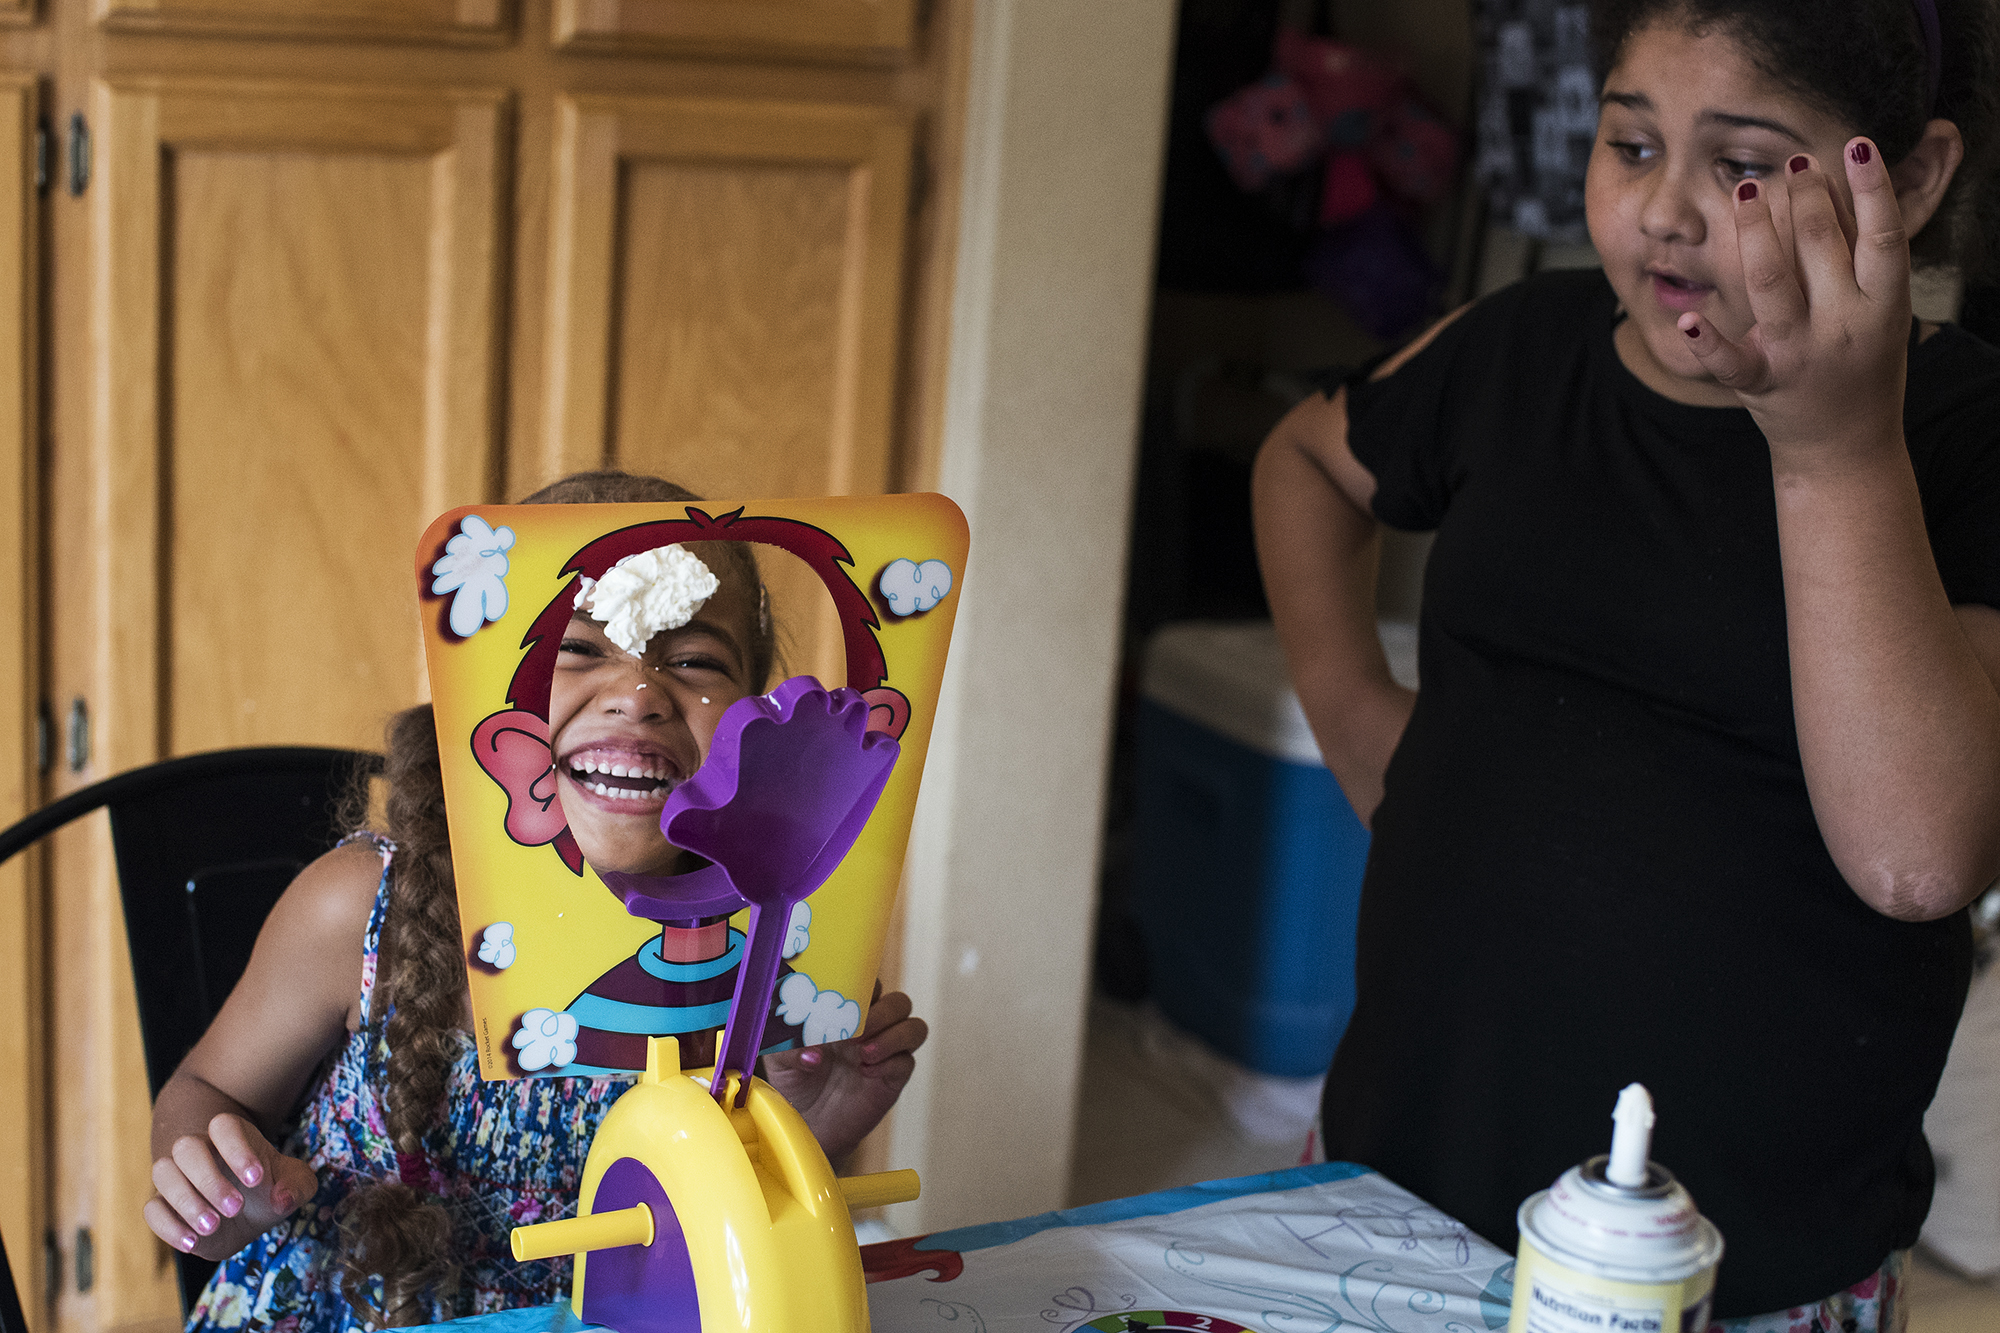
[272,1191,292,1213]
[1737,180,1758,202]
[1684,324,1700,338]
[195,1212,217,1234]
[1850,142,1872,165]
[219,1194,241,1217]
[178,1234,198,1253]
[240,1164,261,1186]
[1788,155,1810,174]
[798,1050,821,1066]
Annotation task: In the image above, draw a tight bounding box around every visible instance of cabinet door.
[539,92,912,683]
[96,0,508,44]
[0,72,40,1330]
[553,0,914,61]
[57,80,505,1330]
[92,78,506,765]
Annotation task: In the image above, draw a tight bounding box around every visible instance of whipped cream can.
[1507,1087,1724,1333]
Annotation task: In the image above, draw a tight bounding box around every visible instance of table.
[861,1161,1513,1331]
[416,1162,1516,1333]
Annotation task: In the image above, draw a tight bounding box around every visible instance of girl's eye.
[664,654,729,675]
[557,637,600,657]
[1717,157,1774,181]
[1609,139,1655,164]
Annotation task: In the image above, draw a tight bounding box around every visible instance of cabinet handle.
[65,697,88,773]
[66,112,88,197]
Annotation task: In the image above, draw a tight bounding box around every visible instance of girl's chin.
[558,779,681,875]
[570,832,681,878]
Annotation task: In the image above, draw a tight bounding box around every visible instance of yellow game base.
[511,1037,918,1333]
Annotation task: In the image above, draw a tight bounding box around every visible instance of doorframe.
[886,0,1177,1232]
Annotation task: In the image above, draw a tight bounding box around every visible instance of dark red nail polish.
[1684,324,1700,338]
[1737,180,1758,202]
[1788,155,1810,174]
[1850,142,1872,165]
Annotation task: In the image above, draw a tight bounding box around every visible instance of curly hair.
[336,471,776,1324]
[1589,0,2000,278]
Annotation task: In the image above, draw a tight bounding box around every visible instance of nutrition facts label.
[1523,1276,1668,1333]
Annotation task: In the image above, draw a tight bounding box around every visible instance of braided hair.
[336,472,775,1324]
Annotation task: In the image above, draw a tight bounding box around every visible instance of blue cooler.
[1132,620,1415,1077]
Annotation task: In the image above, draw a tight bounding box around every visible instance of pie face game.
[415,493,968,1081]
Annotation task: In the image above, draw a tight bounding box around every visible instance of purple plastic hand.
[664,677,899,1102]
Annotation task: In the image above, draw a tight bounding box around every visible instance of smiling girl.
[139,473,927,1332]
[550,544,764,879]
[1256,0,2000,1323]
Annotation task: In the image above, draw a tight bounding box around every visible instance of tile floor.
[1067,997,2000,1333]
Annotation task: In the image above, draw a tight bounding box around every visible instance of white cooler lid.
[1140,620,1418,767]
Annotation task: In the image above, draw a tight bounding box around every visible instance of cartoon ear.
[860,687,910,740]
[471,710,571,849]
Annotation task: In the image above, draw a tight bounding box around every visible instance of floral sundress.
[188,837,630,1333]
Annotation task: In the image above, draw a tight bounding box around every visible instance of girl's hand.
[143,1112,317,1260]
[762,984,928,1165]
[1680,139,1910,466]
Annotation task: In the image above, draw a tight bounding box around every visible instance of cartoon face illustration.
[460,507,914,1074]
[419,494,966,1081]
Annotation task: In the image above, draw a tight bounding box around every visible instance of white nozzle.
[1606,1082,1655,1188]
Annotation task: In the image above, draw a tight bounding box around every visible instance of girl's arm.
[144,839,383,1258]
[1684,141,2000,921]
[1771,453,2000,922]
[1251,313,1462,825]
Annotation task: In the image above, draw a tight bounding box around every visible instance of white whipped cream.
[573,544,720,656]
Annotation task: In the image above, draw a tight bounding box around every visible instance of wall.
[884,0,1177,1232]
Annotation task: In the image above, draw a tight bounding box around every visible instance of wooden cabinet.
[540,92,912,498]
[552,0,916,61]
[93,78,506,757]
[1,2,968,1329]
[0,70,40,1333]
[96,0,510,45]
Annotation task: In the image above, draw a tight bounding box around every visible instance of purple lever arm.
[672,678,899,1102]
[597,676,899,1104]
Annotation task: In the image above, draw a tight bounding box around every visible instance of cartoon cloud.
[776,973,861,1046]
[432,514,516,638]
[879,558,953,616]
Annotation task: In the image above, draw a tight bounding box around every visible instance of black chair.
[1,1224,27,1333]
[0,746,383,1315]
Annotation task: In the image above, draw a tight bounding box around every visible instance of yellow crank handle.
[510,1202,655,1261]
[837,1169,921,1211]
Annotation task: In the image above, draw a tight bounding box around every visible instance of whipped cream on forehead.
[573,543,720,656]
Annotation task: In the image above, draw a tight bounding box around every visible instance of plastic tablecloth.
[862,1162,1513,1332]
[412,1162,1516,1333]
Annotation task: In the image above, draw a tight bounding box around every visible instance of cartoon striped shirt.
[558,927,803,1076]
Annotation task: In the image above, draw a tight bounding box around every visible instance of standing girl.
[141,472,929,1330]
[1256,0,2000,1324]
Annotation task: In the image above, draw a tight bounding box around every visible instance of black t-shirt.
[1324,269,1995,1317]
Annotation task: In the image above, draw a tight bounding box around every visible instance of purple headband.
[1913,0,1942,116]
